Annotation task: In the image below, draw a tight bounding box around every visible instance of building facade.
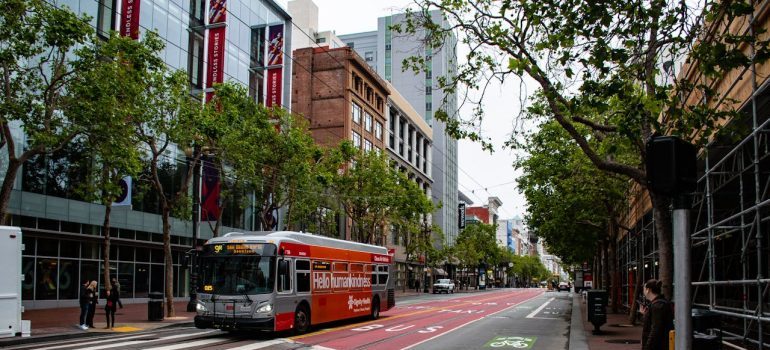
[339,11,460,247]
[291,46,389,152]
[385,82,433,291]
[4,0,293,309]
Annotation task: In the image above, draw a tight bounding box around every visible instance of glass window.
[364,140,373,152]
[352,102,361,124]
[188,32,204,88]
[150,264,164,294]
[119,246,134,261]
[35,258,58,300]
[375,122,383,140]
[22,257,34,300]
[81,242,100,259]
[190,0,204,23]
[352,131,361,149]
[80,260,99,286]
[364,51,374,62]
[151,249,164,263]
[296,260,310,271]
[118,262,134,299]
[277,259,291,293]
[22,236,35,256]
[37,238,58,257]
[136,247,150,262]
[58,259,79,299]
[199,256,274,295]
[96,0,116,39]
[296,259,310,293]
[364,112,372,132]
[135,263,149,298]
[60,240,79,258]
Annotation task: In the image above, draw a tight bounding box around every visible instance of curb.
[569,293,589,350]
[0,321,195,347]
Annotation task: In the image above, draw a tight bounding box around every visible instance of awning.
[433,268,447,275]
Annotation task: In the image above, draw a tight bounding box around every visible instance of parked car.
[557,282,570,292]
[433,278,455,294]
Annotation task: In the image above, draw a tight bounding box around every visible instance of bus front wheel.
[371,298,380,320]
[294,306,310,334]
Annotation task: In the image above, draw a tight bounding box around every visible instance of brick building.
[291,47,389,152]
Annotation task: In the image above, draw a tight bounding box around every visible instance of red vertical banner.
[266,68,282,108]
[205,26,226,101]
[120,0,141,39]
[200,156,221,221]
[205,0,227,101]
[264,24,284,108]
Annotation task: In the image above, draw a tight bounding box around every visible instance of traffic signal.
[645,136,697,196]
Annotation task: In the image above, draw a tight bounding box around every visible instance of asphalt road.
[4,289,574,350]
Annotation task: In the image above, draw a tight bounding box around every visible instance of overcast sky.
[277,0,531,220]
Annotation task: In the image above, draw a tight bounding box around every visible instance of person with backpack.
[640,279,675,350]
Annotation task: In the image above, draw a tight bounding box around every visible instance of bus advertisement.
[193,231,395,333]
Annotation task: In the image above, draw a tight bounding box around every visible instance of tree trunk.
[608,224,620,313]
[162,206,175,318]
[102,204,113,292]
[629,234,645,325]
[0,159,22,225]
[602,239,610,293]
[650,191,673,300]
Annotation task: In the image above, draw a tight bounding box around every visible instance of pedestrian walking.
[640,279,674,350]
[111,278,124,308]
[104,289,120,329]
[86,280,98,328]
[78,281,93,330]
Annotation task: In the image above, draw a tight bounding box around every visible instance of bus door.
[274,257,294,330]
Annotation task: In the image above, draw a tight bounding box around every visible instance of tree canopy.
[398,0,770,299]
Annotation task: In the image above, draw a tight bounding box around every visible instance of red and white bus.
[194,231,395,333]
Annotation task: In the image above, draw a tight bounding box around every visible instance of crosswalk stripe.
[142,338,227,350]
[35,333,158,350]
[70,330,218,350]
[227,339,286,350]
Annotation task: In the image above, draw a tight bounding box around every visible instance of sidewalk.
[0,301,196,347]
[570,294,644,350]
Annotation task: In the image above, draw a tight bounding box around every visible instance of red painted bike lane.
[291,289,544,350]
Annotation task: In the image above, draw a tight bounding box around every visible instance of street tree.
[0,0,93,224]
[133,68,205,318]
[330,150,402,244]
[395,169,437,276]
[68,33,166,291]
[454,222,498,285]
[398,0,770,299]
[516,120,628,265]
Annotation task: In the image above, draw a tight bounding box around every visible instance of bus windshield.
[199,256,275,295]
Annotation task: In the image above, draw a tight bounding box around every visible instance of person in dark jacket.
[104,289,120,329]
[641,279,674,350]
[86,280,98,328]
[78,281,92,330]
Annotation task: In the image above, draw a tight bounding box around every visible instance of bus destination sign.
[203,243,276,256]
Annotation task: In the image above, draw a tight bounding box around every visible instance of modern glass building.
[4,0,292,309]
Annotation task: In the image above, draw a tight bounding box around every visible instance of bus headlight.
[256,303,273,313]
[196,302,208,313]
